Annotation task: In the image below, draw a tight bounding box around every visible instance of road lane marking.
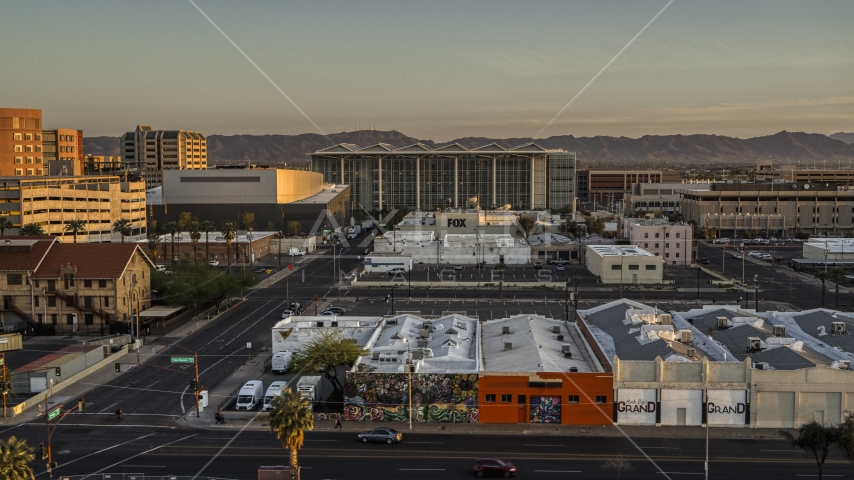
[534,471,581,473]
[122,465,166,468]
[34,433,156,478]
[78,433,197,479]
[406,442,443,444]
[400,469,446,471]
[98,402,117,413]
[795,476,844,477]
[523,444,564,447]
[656,473,704,475]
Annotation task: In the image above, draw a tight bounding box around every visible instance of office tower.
[121,124,207,189]
[42,128,84,175]
[0,108,44,176]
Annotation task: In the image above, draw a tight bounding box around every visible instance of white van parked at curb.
[235,380,263,411]
[263,381,288,411]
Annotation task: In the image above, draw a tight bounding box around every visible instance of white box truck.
[287,247,305,256]
[263,381,288,411]
[235,380,264,411]
[347,225,362,239]
[296,375,322,410]
[271,351,293,373]
[361,220,373,231]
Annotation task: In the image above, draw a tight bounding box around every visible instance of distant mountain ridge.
[830,132,854,145]
[84,130,854,166]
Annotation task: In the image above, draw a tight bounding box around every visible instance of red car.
[474,458,517,477]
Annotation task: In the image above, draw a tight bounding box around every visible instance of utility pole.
[194,351,200,418]
[1,353,6,418]
[564,281,569,322]
[407,342,413,431]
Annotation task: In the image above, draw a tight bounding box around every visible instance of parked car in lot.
[323,306,346,315]
[473,458,517,477]
[549,258,568,265]
[155,264,167,272]
[319,310,337,316]
[454,264,463,270]
[732,254,742,259]
[209,260,220,267]
[700,258,710,265]
[533,262,543,269]
[555,264,565,271]
[386,267,406,276]
[357,427,402,444]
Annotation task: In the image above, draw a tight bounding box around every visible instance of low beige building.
[585,245,663,284]
[0,175,146,242]
[619,217,693,266]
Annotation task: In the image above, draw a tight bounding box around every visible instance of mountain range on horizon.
[84,130,854,167]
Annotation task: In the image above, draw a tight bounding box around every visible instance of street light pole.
[619,251,625,298]
[407,341,413,431]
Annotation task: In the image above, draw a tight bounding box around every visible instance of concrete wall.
[751,367,854,428]
[585,246,663,284]
[620,220,693,266]
[161,169,324,205]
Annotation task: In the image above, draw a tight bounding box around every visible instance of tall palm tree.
[189,221,201,264]
[112,218,132,243]
[268,389,314,480]
[242,212,256,266]
[0,435,35,480]
[19,223,44,236]
[64,219,86,243]
[816,270,830,309]
[199,220,215,262]
[828,267,847,310]
[147,233,163,265]
[164,221,181,264]
[220,222,236,273]
[0,216,12,236]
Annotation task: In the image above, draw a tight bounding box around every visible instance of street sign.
[171,357,195,364]
[0,338,8,344]
[47,406,61,420]
[265,269,272,275]
[287,264,293,270]
[246,342,252,349]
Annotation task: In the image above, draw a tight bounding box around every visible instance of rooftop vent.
[552,326,561,334]
[504,341,513,351]
[773,325,787,338]
[556,335,564,341]
[833,322,847,335]
[417,339,428,348]
[569,367,579,373]
[502,326,511,335]
[420,329,429,339]
[754,362,770,370]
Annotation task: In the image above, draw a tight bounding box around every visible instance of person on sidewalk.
[215,411,225,424]
[116,408,123,421]
[334,416,342,429]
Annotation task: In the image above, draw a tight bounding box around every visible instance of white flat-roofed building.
[480,314,603,373]
[585,245,663,284]
[354,314,479,374]
[373,231,531,265]
[271,316,382,354]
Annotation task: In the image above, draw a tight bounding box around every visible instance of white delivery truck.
[361,220,373,231]
[347,225,362,239]
[263,381,288,411]
[271,351,294,373]
[235,380,264,411]
[296,375,322,411]
[287,247,305,256]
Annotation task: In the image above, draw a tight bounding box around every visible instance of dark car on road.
[533,262,543,269]
[357,427,402,444]
[322,306,346,315]
[473,458,517,477]
[700,258,710,264]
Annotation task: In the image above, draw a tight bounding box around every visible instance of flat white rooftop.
[588,245,655,257]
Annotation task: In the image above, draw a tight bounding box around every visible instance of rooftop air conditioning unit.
[420,329,429,339]
[839,360,852,370]
[561,344,571,354]
[773,325,787,338]
[556,335,565,341]
[680,330,693,344]
[754,362,769,370]
[417,340,429,348]
[504,341,513,351]
[748,337,763,352]
[502,326,511,335]
[716,317,731,330]
[659,314,672,325]
[569,367,578,372]
[833,322,847,335]
[552,326,561,334]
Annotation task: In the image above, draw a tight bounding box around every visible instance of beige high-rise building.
[121,125,207,189]
[42,128,84,176]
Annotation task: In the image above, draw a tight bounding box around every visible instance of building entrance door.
[517,395,527,423]
[632,274,637,284]
[677,408,686,426]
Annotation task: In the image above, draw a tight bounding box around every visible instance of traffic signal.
[55,367,61,376]
[115,363,121,373]
[189,379,197,390]
[39,443,45,460]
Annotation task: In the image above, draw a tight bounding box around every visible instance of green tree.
[828,267,846,310]
[220,222,236,273]
[518,216,536,237]
[0,217,12,236]
[266,221,276,231]
[164,221,181,264]
[151,262,255,312]
[584,215,606,236]
[147,233,162,265]
[177,211,197,232]
[287,221,301,236]
[199,220,216,262]
[0,435,35,480]
[18,224,44,236]
[781,420,843,480]
[292,329,368,395]
[64,219,86,243]
[815,270,830,308]
[795,229,811,240]
[268,389,314,480]
[189,221,202,264]
[112,218,132,243]
[565,220,582,239]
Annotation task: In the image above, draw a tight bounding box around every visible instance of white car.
[154,264,167,272]
[209,260,220,267]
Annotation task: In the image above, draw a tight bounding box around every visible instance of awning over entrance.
[139,305,185,318]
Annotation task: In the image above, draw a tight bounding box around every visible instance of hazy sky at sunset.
[1,1,852,140]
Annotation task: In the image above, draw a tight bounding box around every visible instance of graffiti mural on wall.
[344,372,478,423]
[530,396,561,423]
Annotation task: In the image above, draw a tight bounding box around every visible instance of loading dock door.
[518,395,527,423]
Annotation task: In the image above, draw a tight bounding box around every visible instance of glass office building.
[311,142,576,212]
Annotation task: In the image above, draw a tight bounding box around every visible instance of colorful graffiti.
[530,396,561,423]
[344,372,478,423]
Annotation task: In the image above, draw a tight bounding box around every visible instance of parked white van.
[263,381,288,411]
[272,351,294,373]
[235,380,263,411]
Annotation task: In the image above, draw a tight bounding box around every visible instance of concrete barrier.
[11,345,129,417]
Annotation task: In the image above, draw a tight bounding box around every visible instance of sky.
[1,1,852,141]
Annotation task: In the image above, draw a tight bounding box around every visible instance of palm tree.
[148,233,163,265]
[268,389,314,480]
[220,222,236,273]
[18,223,44,236]
[816,270,830,308]
[64,219,86,243]
[199,220,216,262]
[828,267,847,310]
[0,435,35,480]
[0,216,12,236]
[189,221,201,263]
[112,218,132,243]
[164,221,181,264]
[242,212,256,266]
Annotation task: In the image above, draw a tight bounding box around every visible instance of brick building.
[0,108,43,177]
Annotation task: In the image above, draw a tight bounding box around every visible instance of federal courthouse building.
[310,142,576,212]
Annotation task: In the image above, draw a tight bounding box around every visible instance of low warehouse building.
[585,245,662,284]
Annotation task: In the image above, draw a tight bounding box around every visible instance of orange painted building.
[478,372,613,425]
